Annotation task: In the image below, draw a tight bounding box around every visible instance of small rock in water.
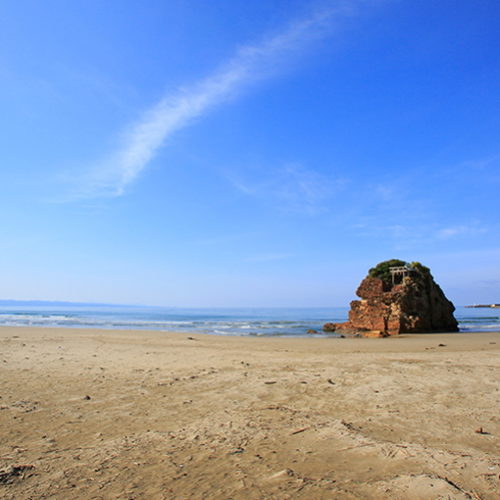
[306,329,318,334]
[322,323,337,332]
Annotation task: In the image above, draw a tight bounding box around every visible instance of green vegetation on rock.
[368,259,408,285]
[367,259,432,287]
[410,261,431,275]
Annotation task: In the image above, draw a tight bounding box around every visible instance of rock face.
[325,261,458,337]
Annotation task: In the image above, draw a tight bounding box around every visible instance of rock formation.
[324,260,458,337]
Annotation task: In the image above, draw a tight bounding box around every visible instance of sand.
[0,326,498,499]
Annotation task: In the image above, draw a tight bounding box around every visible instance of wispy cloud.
[70,2,357,199]
[243,253,293,263]
[435,224,486,240]
[229,163,348,215]
[461,154,500,171]
[351,219,489,252]
[193,231,261,247]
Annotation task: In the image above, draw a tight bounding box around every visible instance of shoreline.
[1,326,499,499]
[0,323,498,339]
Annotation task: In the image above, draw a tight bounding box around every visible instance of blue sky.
[0,0,499,307]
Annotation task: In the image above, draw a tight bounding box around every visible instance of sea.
[0,304,498,336]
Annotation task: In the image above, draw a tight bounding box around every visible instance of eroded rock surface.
[325,261,458,337]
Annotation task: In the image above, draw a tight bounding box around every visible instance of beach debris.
[341,420,358,431]
[290,427,309,435]
[441,475,479,498]
[438,343,447,347]
[264,381,277,384]
[336,443,375,452]
[228,447,245,455]
[323,260,458,337]
[474,427,488,434]
[11,400,38,412]
[0,465,35,484]
[83,395,91,400]
[187,336,197,341]
[267,469,294,481]
[327,378,335,385]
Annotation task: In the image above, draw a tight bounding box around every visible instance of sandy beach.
[0,326,498,499]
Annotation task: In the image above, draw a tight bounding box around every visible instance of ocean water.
[0,305,498,336]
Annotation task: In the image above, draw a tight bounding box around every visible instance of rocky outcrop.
[324,261,458,337]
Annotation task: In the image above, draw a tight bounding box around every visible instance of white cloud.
[72,2,357,199]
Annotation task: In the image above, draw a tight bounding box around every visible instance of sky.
[0,0,499,307]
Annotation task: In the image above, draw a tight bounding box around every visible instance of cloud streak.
[74,2,355,198]
[243,253,293,263]
[229,163,348,215]
[435,224,486,240]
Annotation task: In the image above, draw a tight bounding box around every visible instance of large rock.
[325,260,458,337]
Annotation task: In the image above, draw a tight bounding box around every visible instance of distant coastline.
[0,299,137,308]
[465,304,500,308]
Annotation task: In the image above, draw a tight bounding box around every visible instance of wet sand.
[1,326,499,499]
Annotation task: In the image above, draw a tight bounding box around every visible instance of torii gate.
[389,265,414,286]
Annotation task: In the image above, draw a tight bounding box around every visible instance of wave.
[0,312,327,336]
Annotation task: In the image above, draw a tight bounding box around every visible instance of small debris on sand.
[228,447,245,455]
[0,465,35,484]
[290,427,309,435]
[267,469,294,480]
